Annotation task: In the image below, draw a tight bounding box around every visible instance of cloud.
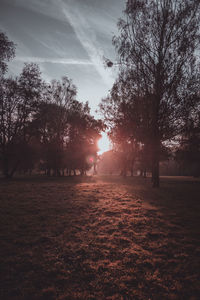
[12,0,65,23]
[3,0,116,87]
[15,56,93,65]
[61,0,114,87]
[2,0,121,117]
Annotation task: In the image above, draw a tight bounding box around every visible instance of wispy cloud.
[13,0,65,23]
[61,0,114,87]
[15,56,93,65]
[5,0,115,87]
[2,0,120,115]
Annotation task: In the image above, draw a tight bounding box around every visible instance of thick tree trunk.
[151,139,160,188]
[152,158,159,187]
[120,167,127,177]
[151,90,160,188]
[130,159,134,177]
[9,162,20,178]
[3,157,9,178]
[3,158,20,179]
[93,163,97,175]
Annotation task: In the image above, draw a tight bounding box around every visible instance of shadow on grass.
[0,175,200,299]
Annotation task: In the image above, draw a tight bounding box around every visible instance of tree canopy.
[0,32,103,178]
[101,0,200,186]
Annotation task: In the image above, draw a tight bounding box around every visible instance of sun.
[98,132,111,154]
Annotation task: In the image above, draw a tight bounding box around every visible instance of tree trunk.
[130,159,134,177]
[131,168,134,177]
[151,90,160,188]
[9,161,20,178]
[152,159,159,187]
[3,157,9,178]
[152,139,160,188]
[123,167,127,177]
[2,156,20,179]
[93,163,97,175]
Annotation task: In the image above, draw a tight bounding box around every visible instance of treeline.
[100,0,200,186]
[0,32,103,178]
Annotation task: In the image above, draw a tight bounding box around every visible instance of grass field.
[0,175,200,299]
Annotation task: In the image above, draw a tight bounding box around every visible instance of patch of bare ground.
[0,175,200,299]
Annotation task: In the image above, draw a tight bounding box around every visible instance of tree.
[0,64,43,177]
[112,0,200,187]
[33,77,78,176]
[34,78,104,176]
[0,31,15,76]
[100,72,153,178]
[175,113,200,177]
[66,101,104,175]
[0,32,104,178]
[33,101,67,176]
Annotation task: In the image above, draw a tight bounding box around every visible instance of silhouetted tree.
[110,0,200,187]
[0,64,43,177]
[66,101,103,175]
[175,114,200,177]
[34,82,104,176]
[33,102,66,175]
[100,72,151,177]
[97,150,121,175]
[0,31,15,76]
[0,33,105,178]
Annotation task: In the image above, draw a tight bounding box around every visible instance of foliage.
[0,33,104,178]
[0,63,43,177]
[175,114,200,177]
[0,31,15,76]
[101,0,200,187]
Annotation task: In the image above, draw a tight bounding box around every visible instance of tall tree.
[112,0,200,187]
[175,112,200,177]
[0,64,43,177]
[34,78,104,176]
[100,71,154,178]
[0,31,15,76]
[33,77,77,175]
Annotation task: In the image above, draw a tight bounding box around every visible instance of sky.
[0,0,125,116]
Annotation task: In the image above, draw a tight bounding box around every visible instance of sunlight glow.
[98,132,111,154]
[89,157,94,163]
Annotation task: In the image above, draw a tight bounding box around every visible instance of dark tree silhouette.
[175,113,200,177]
[0,64,43,177]
[100,72,155,178]
[109,0,200,187]
[33,79,104,176]
[33,77,77,176]
[0,31,15,76]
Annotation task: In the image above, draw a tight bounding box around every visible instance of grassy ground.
[0,175,200,299]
